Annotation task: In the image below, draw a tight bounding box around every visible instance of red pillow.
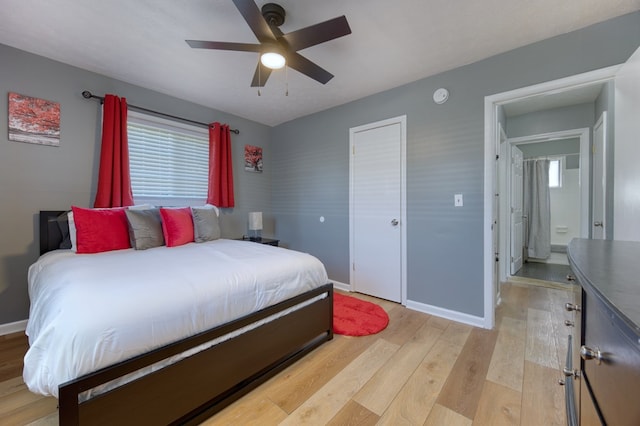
[71,206,131,254]
[160,207,194,247]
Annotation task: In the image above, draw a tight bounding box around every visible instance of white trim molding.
[0,319,28,336]
[406,299,485,328]
[331,280,351,292]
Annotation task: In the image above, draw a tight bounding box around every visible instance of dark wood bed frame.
[38,211,334,425]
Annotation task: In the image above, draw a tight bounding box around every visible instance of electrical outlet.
[455,194,463,207]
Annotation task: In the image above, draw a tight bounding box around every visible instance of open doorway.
[509,135,586,285]
[482,65,620,329]
[501,128,590,286]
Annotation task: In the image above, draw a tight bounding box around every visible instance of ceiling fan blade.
[186,40,262,52]
[286,52,334,84]
[282,16,352,51]
[232,0,277,43]
[250,62,273,87]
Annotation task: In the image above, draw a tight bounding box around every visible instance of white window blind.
[127,111,209,202]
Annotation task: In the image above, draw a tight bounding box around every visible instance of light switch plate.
[455,194,463,207]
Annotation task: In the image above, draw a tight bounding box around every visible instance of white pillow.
[67,211,77,252]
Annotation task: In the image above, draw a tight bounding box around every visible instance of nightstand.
[236,237,279,247]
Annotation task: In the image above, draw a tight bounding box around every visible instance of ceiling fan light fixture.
[260,51,286,69]
[186,1,352,85]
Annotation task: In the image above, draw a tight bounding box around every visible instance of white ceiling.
[1,0,639,126]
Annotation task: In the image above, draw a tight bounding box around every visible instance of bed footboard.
[58,284,334,425]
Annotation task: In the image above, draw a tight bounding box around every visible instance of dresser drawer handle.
[580,346,603,365]
[565,302,581,312]
[564,320,574,327]
[566,274,576,282]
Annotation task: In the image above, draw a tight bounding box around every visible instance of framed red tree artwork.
[8,92,60,146]
[244,144,263,172]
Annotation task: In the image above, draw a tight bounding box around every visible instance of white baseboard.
[328,279,487,328]
[0,319,27,336]
[405,299,487,329]
[329,280,351,292]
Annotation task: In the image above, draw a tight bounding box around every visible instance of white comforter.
[24,239,328,398]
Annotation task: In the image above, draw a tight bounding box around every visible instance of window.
[549,158,562,188]
[127,111,209,204]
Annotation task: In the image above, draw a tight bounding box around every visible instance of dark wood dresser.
[565,239,640,425]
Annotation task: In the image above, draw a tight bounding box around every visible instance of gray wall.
[518,138,580,158]
[0,44,272,324]
[271,11,640,318]
[506,103,595,138]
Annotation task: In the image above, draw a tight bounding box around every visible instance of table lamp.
[248,212,263,241]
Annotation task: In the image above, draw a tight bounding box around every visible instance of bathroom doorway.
[502,126,590,287]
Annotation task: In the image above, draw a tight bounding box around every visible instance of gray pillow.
[125,208,165,250]
[191,207,221,242]
[56,211,72,249]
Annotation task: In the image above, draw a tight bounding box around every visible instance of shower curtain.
[524,159,551,259]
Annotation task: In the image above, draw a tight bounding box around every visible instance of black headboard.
[39,210,66,255]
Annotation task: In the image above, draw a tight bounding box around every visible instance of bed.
[27,210,333,425]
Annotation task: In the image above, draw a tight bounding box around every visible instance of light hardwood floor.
[0,282,569,425]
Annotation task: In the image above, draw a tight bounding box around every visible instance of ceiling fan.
[186,0,352,87]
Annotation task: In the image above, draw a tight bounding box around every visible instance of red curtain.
[207,122,235,207]
[93,95,134,208]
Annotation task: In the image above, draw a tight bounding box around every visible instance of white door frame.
[497,128,509,282]
[592,111,607,239]
[494,124,507,306]
[499,128,590,283]
[483,65,620,329]
[349,115,408,305]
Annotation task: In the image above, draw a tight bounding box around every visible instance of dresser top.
[568,238,640,338]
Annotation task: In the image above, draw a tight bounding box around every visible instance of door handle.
[391,219,399,226]
[594,221,603,227]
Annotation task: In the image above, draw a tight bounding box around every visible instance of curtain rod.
[81,91,239,134]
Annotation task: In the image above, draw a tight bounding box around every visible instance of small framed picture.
[8,92,60,146]
[244,144,263,172]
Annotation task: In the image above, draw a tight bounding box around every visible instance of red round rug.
[333,293,389,336]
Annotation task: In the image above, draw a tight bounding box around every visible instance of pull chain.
[258,62,261,96]
[285,65,289,96]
